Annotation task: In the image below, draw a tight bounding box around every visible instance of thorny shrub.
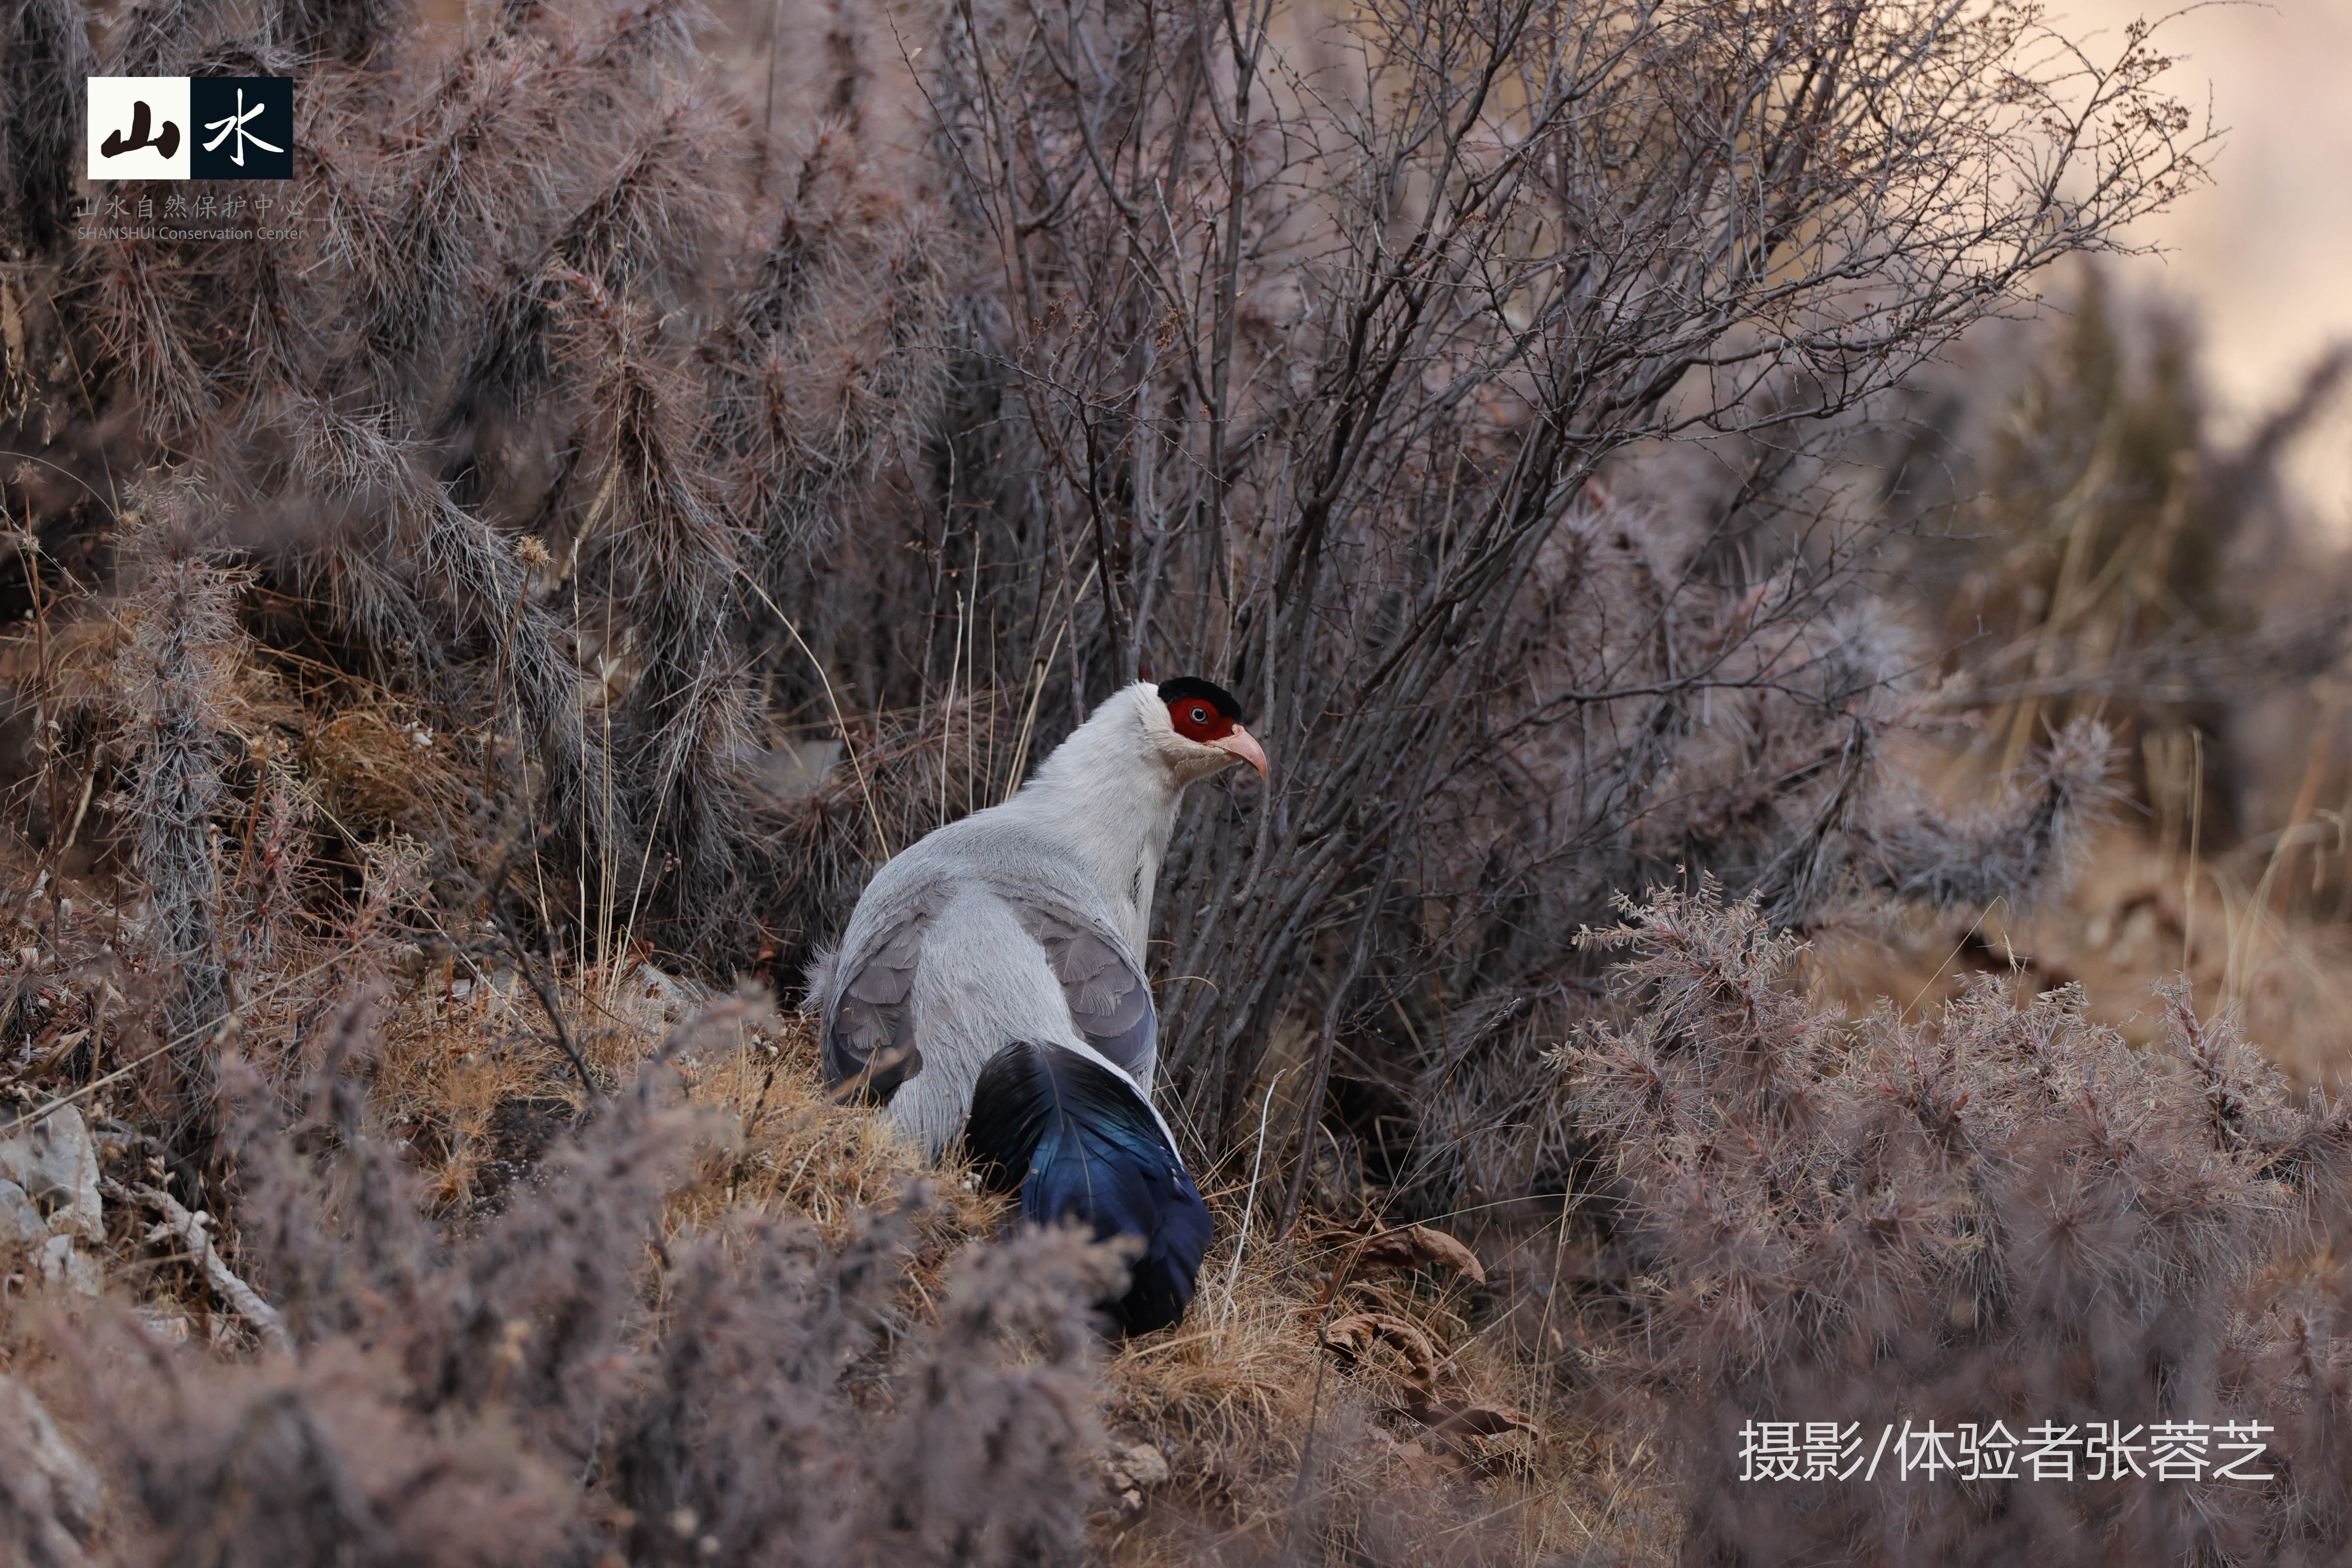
[7,994,1122,1568]
[0,0,2321,1559]
[0,0,2216,1192]
[1877,270,2352,863]
[1561,884,2352,1566]
[898,0,2217,1154]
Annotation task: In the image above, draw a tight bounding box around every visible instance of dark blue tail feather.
[964,1041,1213,1334]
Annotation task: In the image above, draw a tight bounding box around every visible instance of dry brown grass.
[27,681,2352,1568]
[0,0,2328,1557]
[1813,821,2352,1092]
[1082,1193,1681,1564]
[3,572,2345,1568]
[0,790,1675,1565]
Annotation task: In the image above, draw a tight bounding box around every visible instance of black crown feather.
[1155,675,1245,722]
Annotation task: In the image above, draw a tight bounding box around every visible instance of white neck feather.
[1003,682,1183,954]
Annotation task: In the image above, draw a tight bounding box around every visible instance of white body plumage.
[811,678,1265,1155]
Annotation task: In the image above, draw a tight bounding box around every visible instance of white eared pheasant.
[811,677,1267,1333]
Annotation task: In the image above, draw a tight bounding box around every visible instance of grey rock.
[0,1372,99,1567]
[33,1236,98,1299]
[1116,1439,1170,1487]
[0,1179,41,1249]
[743,738,843,806]
[0,1106,101,1242]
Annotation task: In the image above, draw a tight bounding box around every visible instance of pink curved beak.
[1213,725,1268,780]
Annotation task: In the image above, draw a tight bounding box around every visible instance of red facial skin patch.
[1168,700,1236,742]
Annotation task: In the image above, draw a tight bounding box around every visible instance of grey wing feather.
[1016,908,1156,1082]
[824,915,929,1102]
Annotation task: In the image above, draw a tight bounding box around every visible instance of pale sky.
[2056,0,2352,523]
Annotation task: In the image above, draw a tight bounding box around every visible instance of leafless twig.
[101,1176,294,1357]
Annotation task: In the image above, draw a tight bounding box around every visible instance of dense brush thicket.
[1562,888,2352,1566]
[0,0,2211,1167]
[1877,272,2352,859]
[3,996,1118,1568]
[6,0,2332,1561]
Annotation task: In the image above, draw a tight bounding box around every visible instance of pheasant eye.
[1167,695,1232,741]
